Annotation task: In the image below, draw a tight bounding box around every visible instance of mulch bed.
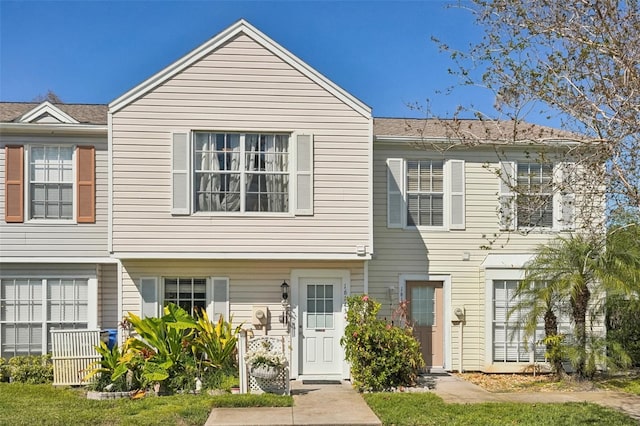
[456,372,597,393]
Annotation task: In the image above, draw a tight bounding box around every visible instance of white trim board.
[18,101,79,124]
[112,252,371,260]
[0,257,118,264]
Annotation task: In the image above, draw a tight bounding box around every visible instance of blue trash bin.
[101,329,118,349]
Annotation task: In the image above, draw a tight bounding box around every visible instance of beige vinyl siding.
[0,135,109,257]
[111,34,371,256]
[369,144,566,371]
[98,263,119,329]
[120,259,365,335]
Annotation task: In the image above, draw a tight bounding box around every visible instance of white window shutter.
[555,162,576,231]
[172,132,190,215]
[449,160,465,230]
[387,158,404,228]
[210,277,229,322]
[140,277,158,318]
[499,161,516,231]
[294,133,314,215]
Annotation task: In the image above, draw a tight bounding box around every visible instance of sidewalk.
[205,375,640,425]
[205,381,381,426]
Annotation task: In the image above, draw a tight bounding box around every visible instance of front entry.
[407,281,444,369]
[299,277,343,376]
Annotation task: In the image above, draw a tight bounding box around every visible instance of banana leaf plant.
[193,309,242,370]
[124,303,197,384]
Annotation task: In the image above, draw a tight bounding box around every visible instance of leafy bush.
[193,310,242,370]
[0,357,9,382]
[84,342,139,392]
[88,303,241,395]
[341,295,424,392]
[607,296,640,366]
[4,354,53,384]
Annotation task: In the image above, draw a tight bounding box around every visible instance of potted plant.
[244,342,287,380]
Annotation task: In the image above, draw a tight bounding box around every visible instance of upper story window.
[516,163,553,228]
[406,160,444,227]
[386,158,465,230]
[193,132,289,213]
[499,161,574,231]
[29,146,74,220]
[3,145,95,224]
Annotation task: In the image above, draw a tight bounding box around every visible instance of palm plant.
[513,229,639,379]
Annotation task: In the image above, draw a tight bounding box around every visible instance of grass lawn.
[596,371,640,396]
[364,392,637,426]
[0,383,292,426]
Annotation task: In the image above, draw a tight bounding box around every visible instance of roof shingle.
[374,117,578,142]
[0,102,108,125]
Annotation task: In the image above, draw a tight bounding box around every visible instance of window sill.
[189,211,295,219]
[403,226,448,232]
[25,219,77,225]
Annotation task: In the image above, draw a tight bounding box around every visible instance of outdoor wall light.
[280,280,290,325]
[280,280,289,301]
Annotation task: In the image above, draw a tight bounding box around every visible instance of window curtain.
[265,135,288,212]
[196,134,241,212]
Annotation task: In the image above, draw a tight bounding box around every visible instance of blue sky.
[0,0,494,119]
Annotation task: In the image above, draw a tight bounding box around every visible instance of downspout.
[117,260,123,345]
[364,260,369,294]
[107,111,113,253]
[459,320,464,373]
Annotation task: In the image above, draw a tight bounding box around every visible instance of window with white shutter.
[171,132,190,215]
[449,160,465,230]
[140,277,158,318]
[294,133,313,215]
[211,277,229,321]
[554,162,576,231]
[499,161,516,231]
[386,158,404,228]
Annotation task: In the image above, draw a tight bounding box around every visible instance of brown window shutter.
[76,145,95,223]
[5,146,24,223]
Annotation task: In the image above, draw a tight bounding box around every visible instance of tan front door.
[407,281,444,369]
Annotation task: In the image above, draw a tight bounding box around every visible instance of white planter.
[250,365,281,380]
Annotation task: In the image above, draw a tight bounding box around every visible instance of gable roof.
[0,102,108,125]
[374,117,580,144]
[18,101,78,124]
[109,19,371,118]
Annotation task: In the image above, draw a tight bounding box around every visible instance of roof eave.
[0,122,107,136]
[374,135,582,147]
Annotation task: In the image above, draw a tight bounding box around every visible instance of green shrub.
[5,354,53,384]
[201,365,238,391]
[0,357,9,382]
[607,296,640,366]
[112,303,242,394]
[341,295,424,392]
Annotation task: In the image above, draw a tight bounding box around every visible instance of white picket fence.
[50,329,101,386]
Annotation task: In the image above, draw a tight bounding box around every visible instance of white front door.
[300,277,342,375]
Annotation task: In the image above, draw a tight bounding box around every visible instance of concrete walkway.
[205,375,640,425]
[205,381,381,426]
